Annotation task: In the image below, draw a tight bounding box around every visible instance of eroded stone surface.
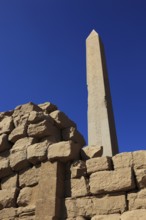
[1,173,18,189]
[91,214,120,220]
[47,141,81,162]
[89,168,135,194]
[17,186,38,207]
[0,116,14,135]
[120,209,146,220]
[128,189,146,210]
[86,157,112,174]
[0,134,11,152]
[81,146,103,160]
[9,124,27,143]
[0,188,18,209]
[112,152,133,169]
[38,102,57,114]
[19,166,40,187]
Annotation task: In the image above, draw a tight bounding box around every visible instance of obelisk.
[86,30,118,156]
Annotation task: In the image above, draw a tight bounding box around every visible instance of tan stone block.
[38,102,57,114]
[86,157,112,174]
[89,168,135,194]
[0,188,18,209]
[47,141,81,162]
[0,116,14,135]
[19,165,40,187]
[10,137,35,171]
[133,150,146,169]
[0,155,13,178]
[50,110,76,129]
[0,208,17,219]
[27,140,50,164]
[135,169,146,189]
[8,124,27,143]
[1,174,18,189]
[62,127,85,147]
[128,189,146,210]
[65,194,126,218]
[65,176,89,198]
[28,111,45,123]
[27,119,60,139]
[112,152,133,169]
[66,217,86,220]
[69,160,87,179]
[17,205,35,218]
[0,134,11,152]
[91,214,120,220]
[120,209,146,220]
[17,186,38,207]
[81,146,103,160]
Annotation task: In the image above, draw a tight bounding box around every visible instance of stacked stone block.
[64,149,146,220]
[0,102,85,219]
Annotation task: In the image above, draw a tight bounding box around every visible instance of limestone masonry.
[0,101,146,219]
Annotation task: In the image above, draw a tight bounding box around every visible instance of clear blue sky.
[0,0,146,153]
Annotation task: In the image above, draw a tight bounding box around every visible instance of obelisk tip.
[86,30,99,40]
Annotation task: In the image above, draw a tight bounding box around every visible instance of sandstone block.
[27,119,60,139]
[62,127,85,147]
[27,140,50,164]
[28,111,45,123]
[10,137,35,171]
[81,146,103,160]
[17,186,38,207]
[17,205,35,218]
[38,102,57,114]
[120,209,146,220]
[8,124,27,143]
[47,141,81,162]
[128,189,146,210]
[0,133,11,152]
[66,217,86,220]
[133,150,146,169]
[65,176,89,198]
[0,116,14,135]
[91,214,120,220]
[64,194,126,218]
[0,156,13,179]
[67,160,87,179]
[89,168,135,194]
[19,165,40,187]
[0,208,17,219]
[135,169,146,189]
[86,157,112,174]
[1,174,18,189]
[112,152,133,169]
[50,110,76,129]
[0,188,18,209]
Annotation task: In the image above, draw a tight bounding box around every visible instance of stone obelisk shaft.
[86,30,118,156]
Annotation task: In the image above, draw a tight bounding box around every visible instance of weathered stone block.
[38,102,57,114]
[28,111,45,124]
[89,168,135,194]
[67,160,87,179]
[0,156,13,179]
[17,205,35,218]
[133,150,146,169]
[120,209,146,220]
[19,166,40,187]
[128,189,146,210]
[91,214,120,220]
[10,137,34,171]
[112,152,133,169]
[86,157,112,174]
[0,188,18,209]
[47,141,81,162]
[135,169,146,189]
[27,119,60,139]
[62,127,85,147]
[0,116,14,135]
[0,208,17,219]
[8,124,27,143]
[65,176,89,198]
[27,140,50,164]
[81,146,103,160]
[0,134,11,152]
[1,174,18,189]
[50,110,76,129]
[17,186,38,207]
[64,194,126,218]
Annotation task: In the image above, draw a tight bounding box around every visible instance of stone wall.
[0,101,146,220]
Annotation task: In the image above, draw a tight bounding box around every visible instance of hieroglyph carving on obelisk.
[86,30,119,156]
